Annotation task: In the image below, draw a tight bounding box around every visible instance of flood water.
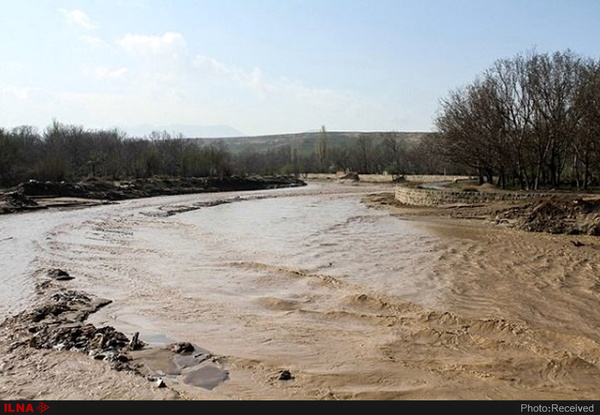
[0,182,441,319]
[4,181,600,399]
[0,182,450,398]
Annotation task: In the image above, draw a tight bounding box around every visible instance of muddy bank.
[0,175,306,214]
[366,191,600,236]
[0,274,230,399]
[495,196,600,235]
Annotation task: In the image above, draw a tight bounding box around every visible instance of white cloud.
[81,65,128,80]
[192,54,355,106]
[0,61,22,72]
[193,55,234,78]
[59,9,97,30]
[0,29,398,135]
[193,55,271,99]
[116,34,385,130]
[0,84,34,100]
[80,35,108,49]
[118,32,186,57]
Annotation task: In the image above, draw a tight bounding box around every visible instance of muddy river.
[2,181,600,400]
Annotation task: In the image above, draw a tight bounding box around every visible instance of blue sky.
[0,0,599,137]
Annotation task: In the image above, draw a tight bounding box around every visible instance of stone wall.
[394,186,552,206]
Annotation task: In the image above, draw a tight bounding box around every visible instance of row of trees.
[0,121,453,188]
[0,121,233,187]
[434,49,600,190]
[233,129,454,178]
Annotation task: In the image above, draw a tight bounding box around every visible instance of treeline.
[0,121,232,187]
[232,129,456,178]
[434,49,600,190]
[0,121,455,188]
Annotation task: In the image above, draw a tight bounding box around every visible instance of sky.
[0,0,599,137]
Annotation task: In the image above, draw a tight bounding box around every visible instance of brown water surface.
[2,182,600,399]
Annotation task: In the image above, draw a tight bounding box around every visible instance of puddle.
[131,342,229,390]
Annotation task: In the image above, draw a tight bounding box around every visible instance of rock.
[90,297,112,311]
[115,353,131,363]
[30,303,70,322]
[339,172,360,182]
[128,332,145,351]
[89,333,105,349]
[156,378,166,388]
[278,369,294,381]
[47,268,74,281]
[169,342,195,354]
[4,191,37,208]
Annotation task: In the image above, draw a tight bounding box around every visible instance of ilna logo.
[3,403,49,413]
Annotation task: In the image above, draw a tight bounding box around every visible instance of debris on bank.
[1,191,39,213]
[495,196,600,235]
[1,285,137,371]
[338,171,360,182]
[1,278,229,390]
[47,268,74,281]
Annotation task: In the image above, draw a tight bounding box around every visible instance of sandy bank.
[366,187,600,237]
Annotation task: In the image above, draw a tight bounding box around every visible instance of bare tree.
[435,49,599,190]
[315,125,328,172]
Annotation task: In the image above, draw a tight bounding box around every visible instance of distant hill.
[195,131,434,155]
[126,124,246,139]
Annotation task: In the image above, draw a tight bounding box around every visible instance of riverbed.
[1,181,600,400]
